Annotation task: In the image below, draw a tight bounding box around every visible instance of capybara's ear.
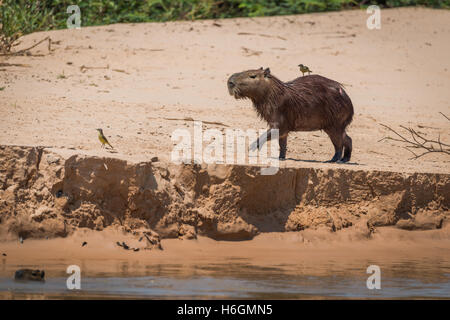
[259,67,263,70]
[264,68,271,77]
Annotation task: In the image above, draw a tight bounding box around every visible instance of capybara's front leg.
[279,136,287,160]
[250,128,273,151]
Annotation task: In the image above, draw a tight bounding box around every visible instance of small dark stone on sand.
[82,241,87,247]
[14,269,45,281]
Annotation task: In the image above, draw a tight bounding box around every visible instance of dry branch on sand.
[0,36,51,56]
[380,113,450,160]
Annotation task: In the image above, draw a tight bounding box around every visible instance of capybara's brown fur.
[227,68,354,162]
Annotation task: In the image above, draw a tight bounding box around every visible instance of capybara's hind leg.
[325,129,344,163]
[341,133,352,163]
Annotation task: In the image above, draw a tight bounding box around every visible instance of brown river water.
[1,256,449,299]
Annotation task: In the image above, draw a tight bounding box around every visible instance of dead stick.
[0,36,51,56]
[439,112,450,122]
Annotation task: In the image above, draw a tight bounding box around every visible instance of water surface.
[1,257,449,299]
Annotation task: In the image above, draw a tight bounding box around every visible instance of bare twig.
[0,63,31,67]
[440,112,450,122]
[0,36,51,56]
[379,113,450,160]
[162,117,229,127]
[80,64,109,73]
[237,32,287,41]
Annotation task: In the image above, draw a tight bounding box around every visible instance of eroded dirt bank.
[0,145,448,245]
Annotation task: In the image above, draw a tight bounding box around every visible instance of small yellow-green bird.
[298,64,312,76]
[96,128,113,149]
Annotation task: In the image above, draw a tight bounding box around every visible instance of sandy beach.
[0,7,449,172]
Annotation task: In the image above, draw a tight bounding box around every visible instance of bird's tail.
[107,142,114,149]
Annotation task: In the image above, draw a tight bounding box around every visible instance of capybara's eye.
[249,75,256,79]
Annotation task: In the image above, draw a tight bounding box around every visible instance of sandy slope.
[0,7,449,173]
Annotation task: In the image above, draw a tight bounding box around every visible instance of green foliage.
[381,0,449,8]
[0,0,53,52]
[1,0,53,36]
[0,0,449,51]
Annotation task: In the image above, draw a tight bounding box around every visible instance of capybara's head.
[227,67,272,100]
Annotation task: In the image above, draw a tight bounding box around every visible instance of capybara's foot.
[326,152,342,163]
[339,156,351,163]
[279,156,286,161]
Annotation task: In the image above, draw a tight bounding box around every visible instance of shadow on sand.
[285,157,363,166]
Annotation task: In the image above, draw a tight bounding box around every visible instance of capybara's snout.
[227,74,237,92]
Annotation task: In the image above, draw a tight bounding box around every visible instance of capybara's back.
[286,75,354,132]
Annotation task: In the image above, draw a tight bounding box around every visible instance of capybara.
[227,68,354,162]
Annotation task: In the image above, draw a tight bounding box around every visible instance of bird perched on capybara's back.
[227,67,354,162]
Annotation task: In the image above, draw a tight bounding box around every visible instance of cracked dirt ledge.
[0,145,449,246]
